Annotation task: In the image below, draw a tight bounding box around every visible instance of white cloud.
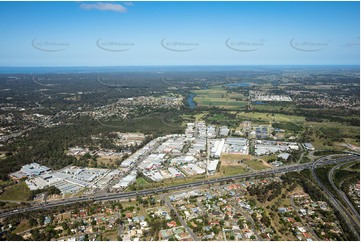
[80,2,127,13]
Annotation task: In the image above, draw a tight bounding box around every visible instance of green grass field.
[272,122,303,132]
[238,112,305,124]
[260,155,278,162]
[309,121,360,150]
[227,92,247,101]
[192,86,248,110]
[0,181,31,201]
[251,102,297,113]
[129,174,208,191]
[135,177,151,187]
[320,127,340,139]
[194,112,208,121]
[206,112,240,127]
[219,165,248,176]
[243,160,269,170]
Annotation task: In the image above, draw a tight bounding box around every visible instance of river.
[187,93,196,109]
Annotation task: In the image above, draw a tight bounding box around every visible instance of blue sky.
[0,1,359,66]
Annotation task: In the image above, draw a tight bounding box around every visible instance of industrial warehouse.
[10,121,301,194]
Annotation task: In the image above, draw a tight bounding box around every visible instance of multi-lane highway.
[0,154,359,222]
[311,155,360,239]
[328,160,360,221]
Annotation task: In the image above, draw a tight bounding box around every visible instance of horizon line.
[0,64,359,68]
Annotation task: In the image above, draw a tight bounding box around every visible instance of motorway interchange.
[0,154,360,238]
[311,156,360,239]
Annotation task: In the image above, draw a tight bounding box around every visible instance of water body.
[0,65,358,74]
[187,93,196,109]
[226,82,251,87]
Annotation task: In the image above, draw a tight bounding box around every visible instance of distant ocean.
[0,65,358,74]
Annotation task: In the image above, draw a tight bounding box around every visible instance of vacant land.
[272,122,303,132]
[135,177,151,188]
[193,86,248,110]
[320,127,340,138]
[12,220,32,234]
[221,153,252,165]
[219,165,247,176]
[260,155,278,162]
[96,156,122,167]
[243,159,271,170]
[308,121,360,150]
[237,112,305,124]
[102,230,118,240]
[251,102,297,113]
[129,174,208,191]
[0,181,31,201]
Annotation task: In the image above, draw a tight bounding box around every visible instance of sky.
[0,1,359,66]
